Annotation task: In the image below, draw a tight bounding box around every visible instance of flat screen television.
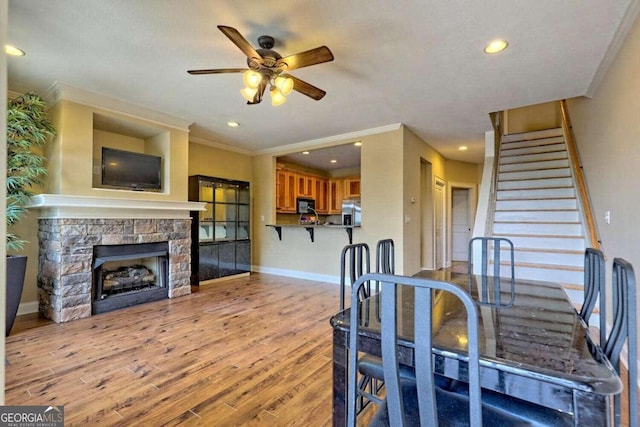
[101,147,162,191]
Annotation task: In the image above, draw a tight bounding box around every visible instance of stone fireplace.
[32,194,204,323]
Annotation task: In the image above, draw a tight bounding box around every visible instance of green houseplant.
[6,92,55,336]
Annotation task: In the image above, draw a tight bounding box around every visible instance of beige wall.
[189,142,253,182]
[506,101,562,134]
[567,14,640,368]
[2,0,8,400]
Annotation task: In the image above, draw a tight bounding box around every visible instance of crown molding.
[585,0,640,98]
[189,136,254,156]
[43,81,193,131]
[255,123,403,156]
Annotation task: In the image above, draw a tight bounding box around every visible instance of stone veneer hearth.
[38,218,191,323]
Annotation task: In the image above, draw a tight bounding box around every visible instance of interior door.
[452,188,471,261]
[434,178,445,270]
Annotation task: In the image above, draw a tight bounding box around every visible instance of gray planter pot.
[6,255,27,336]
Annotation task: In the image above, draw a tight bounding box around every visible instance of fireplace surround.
[37,217,192,322]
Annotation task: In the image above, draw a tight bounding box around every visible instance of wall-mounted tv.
[101,147,162,191]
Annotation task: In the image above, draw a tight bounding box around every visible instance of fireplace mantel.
[29,194,205,219]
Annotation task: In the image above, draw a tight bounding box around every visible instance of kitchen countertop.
[265,223,359,243]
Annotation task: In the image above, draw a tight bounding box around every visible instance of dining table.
[329,270,623,427]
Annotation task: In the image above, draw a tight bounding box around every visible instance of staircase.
[492,127,587,312]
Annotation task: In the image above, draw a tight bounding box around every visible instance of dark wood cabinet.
[189,175,250,284]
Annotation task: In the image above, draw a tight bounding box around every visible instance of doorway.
[449,183,477,264]
[452,188,472,261]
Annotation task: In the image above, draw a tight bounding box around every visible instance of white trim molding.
[43,82,193,132]
[29,194,205,219]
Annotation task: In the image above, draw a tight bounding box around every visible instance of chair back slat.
[376,239,395,274]
[340,243,371,310]
[603,258,638,427]
[347,273,482,427]
[468,237,515,306]
[580,248,606,345]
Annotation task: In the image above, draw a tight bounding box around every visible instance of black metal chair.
[603,258,638,427]
[468,236,515,306]
[340,243,381,411]
[356,239,397,406]
[340,243,371,311]
[579,248,606,345]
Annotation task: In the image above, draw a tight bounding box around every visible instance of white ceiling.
[7,0,637,167]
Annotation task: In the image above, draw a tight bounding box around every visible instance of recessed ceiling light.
[227,121,239,127]
[330,159,337,163]
[484,39,508,54]
[4,45,25,56]
[302,151,310,155]
[458,145,468,151]
[354,141,362,147]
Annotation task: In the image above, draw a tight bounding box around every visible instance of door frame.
[434,177,446,270]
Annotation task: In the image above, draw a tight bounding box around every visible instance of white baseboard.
[252,265,340,284]
[17,301,39,316]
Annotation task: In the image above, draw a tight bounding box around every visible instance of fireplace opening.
[92,242,169,314]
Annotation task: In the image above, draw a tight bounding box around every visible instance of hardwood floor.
[5,273,339,426]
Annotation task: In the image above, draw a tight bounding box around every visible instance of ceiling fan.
[188,25,334,106]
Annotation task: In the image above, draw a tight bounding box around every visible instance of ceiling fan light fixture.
[274,76,294,96]
[240,87,258,102]
[243,70,262,89]
[270,87,287,106]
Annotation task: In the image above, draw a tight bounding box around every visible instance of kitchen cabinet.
[315,178,329,214]
[276,168,296,213]
[296,174,315,199]
[343,177,361,198]
[328,178,343,214]
[189,175,251,284]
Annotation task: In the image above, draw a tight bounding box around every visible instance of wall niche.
[92,112,170,193]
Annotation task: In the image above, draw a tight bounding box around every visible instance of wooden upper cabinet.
[276,168,296,213]
[343,177,361,198]
[276,164,358,215]
[296,174,314,198]
[315,178,329,214]
[328,179,343,214]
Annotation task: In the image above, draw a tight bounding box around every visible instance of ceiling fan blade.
[187,68,247,75]
[277,46,334,71]
[285,74,326,100]
[217,25,263,64]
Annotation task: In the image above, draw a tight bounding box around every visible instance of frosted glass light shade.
[274,76,294,96]
[243,70,262,88]
[240,87,258,102]
[270,87,286,106]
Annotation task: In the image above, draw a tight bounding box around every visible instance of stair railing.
[486,112,503,236]
[560,100,601,250]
